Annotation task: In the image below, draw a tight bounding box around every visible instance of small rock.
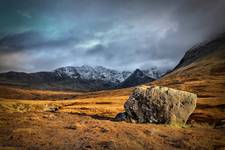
[99,127,109,133]
[115,112,128,121]
[64,124,77,130]
[43,114,56,119]
[44,105,60,112]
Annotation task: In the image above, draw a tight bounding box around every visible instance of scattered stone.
[122,85,197,126]
[42,114,56,119]
[99,127,109,133]
[98,141,114,150]
[44,105,60,112]
[64,124,77,130]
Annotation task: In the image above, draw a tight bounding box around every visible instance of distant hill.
[150,34,225,124]
[152,34,225,97]
[118,69,155,88]
[0,65,158,91]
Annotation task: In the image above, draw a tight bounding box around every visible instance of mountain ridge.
[151,33,225,97]
[0,65,159,91]
[119,69,155,88]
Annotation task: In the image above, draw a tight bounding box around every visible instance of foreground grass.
[0,111,224,150]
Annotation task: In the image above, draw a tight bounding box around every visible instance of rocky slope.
[153,34,225,97]
[174,34,225,70]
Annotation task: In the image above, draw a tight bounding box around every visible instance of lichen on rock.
[116,85,197,126]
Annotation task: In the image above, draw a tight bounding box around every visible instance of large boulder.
[123,86,197,125]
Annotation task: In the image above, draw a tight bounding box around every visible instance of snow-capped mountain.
[54,66,80,79]
[0,65,161,91]
[54,65,160,83]
[54,65,132,83]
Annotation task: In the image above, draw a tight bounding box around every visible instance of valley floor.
[0,86,225,150]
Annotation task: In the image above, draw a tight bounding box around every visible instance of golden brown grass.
[0,111,224,150]
[0,84,224,149]
[0,87,131,118]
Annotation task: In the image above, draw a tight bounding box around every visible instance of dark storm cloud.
[0,0,225,72]
[0,31,43,52]
[85,44,106,55]
[0,31,79,54]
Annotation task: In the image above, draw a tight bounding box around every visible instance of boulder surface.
[123,86,197,125]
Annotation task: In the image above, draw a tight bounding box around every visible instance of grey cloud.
[0,0,225,72]
[85,44,106,55]
[0,31,79,54]
[0,31,43,52]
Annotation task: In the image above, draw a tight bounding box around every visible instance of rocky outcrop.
[119,86,197,126]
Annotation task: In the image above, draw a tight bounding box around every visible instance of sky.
[0,0,225,72]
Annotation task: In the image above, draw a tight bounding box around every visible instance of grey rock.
[115,112,128,121]
[124,86,197,125]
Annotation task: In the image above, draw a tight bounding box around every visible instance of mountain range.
[0,65,160,91]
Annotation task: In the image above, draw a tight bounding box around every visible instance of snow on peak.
[142,67,160,79]
[54,65,131,83]
[54,65,161,82]
[54,66,80,78]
